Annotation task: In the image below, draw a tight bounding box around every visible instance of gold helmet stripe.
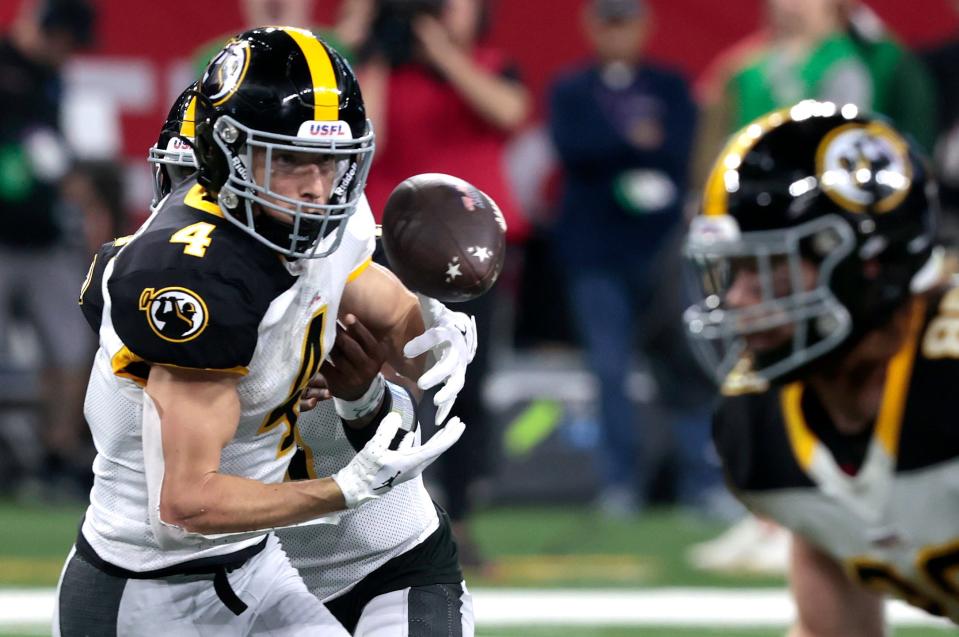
[283,27,340,121]
[180,96,197,139]
[702,105,795,217]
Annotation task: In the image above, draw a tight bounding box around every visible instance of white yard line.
[0,588,953,629]
[470,588,953,627]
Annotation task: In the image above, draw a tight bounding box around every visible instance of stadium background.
[1,0,958,635]
[1,0,956,222]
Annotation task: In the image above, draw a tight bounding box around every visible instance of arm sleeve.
[342,382,418,452]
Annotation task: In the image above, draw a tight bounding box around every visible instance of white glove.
[332,411,465,508]
[403,297,478,425]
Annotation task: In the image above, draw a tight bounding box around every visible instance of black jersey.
[714,290,959,622]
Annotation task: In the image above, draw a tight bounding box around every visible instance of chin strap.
[240,203,344,255]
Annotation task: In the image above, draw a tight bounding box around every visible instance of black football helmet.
[684,100,940,389]
[147,82,198,208]
[193,27,374,258]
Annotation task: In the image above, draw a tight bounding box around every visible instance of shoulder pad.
[107,213,295,371]
[713,391,811,493]
[108,266,265,371]
[79,238,127,333]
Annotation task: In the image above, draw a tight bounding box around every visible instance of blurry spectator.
[190,0,371,71]
[0,0,96,495]
[358,0,531,566]
[547,0,706,516]
[692,0,872,190]
[61,161,126,256]
[693,0,935,191]
[921,0,959,241]
[727,0,871,130]
[843,1,937,153]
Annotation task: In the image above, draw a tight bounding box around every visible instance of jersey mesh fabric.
[81,194,376,570]
[278,384,439,602]
[81,350,266,570]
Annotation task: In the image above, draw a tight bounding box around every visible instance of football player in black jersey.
[684,100,959,633]
[76,73,479,635]
[59,28,476,636]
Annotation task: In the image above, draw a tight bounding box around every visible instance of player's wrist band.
[334,373,386,420]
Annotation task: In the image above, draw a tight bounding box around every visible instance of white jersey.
[278,382,439,602]
[715,293,959,623]
[79,181,375,571]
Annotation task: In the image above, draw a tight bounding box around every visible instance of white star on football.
[468,246,492,262]
[445,261,462,281]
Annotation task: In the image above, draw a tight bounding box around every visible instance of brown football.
[381,173,507,303]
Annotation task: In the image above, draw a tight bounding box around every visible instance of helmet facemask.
[683,213,857,386]
[148,136,198,208]
[209,115,375,259]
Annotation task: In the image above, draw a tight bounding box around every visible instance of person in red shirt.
[356,0,531,567]
[360,0,529,242]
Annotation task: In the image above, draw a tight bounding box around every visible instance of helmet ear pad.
[194,120,229,193]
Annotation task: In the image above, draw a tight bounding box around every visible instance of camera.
[369,0,446,67]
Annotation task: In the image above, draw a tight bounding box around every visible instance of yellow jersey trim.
[153,362,249,376]
[184,184,224,218]
[875,298,925,456]
[780,297,926,470]
[293,427,319,480]
[111,346,148,386]
[78,253,97,306]
[347,257,373,283]
[780,383,817,469]
[111,345,249,383]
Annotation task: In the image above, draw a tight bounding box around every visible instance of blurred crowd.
[2,0,959,566]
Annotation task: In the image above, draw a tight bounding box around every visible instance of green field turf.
[468,506,784,589]
[2,501,950,635]
[0,501,83,586]
[0,501,782,589]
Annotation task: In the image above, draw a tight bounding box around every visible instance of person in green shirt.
[692,0,937,193]
[692,0,872,193]
[726,0,872,129]
[844,0,937,153]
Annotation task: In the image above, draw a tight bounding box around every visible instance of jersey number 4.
[170,222,216,258]
[259,307,328,459]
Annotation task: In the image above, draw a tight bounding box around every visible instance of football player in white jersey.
[129,77,477,637]
[58,27,475,636]
[684,100,959,634]
[285,313,475,637]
